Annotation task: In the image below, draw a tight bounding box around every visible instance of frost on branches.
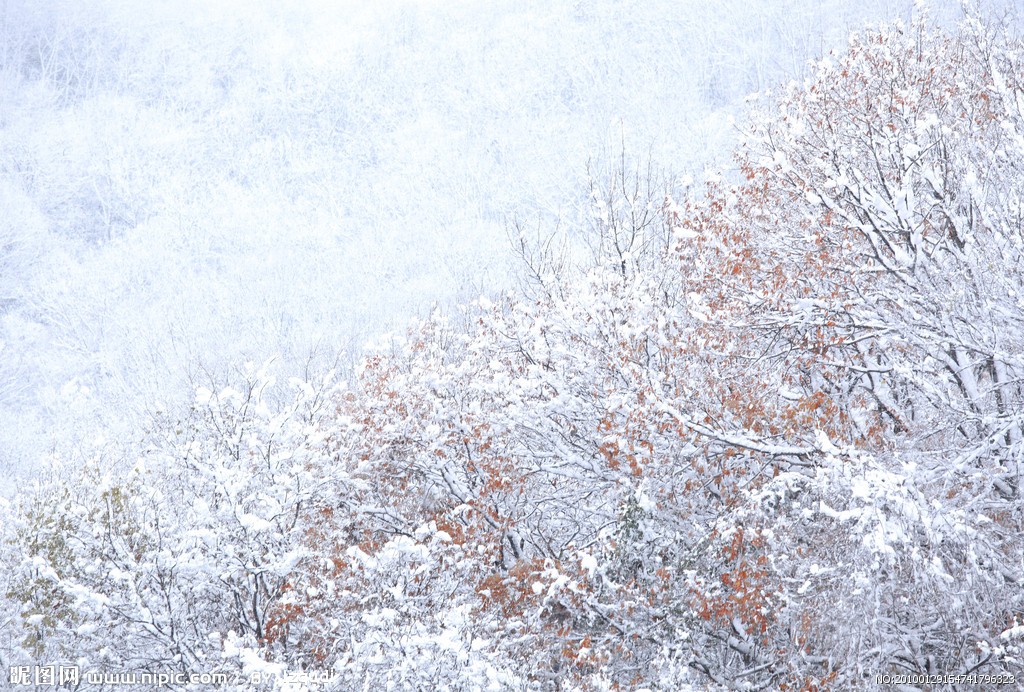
[2,15,1023,691]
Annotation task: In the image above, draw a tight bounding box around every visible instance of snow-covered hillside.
[2,2,1022,690]
[0,0,974,490]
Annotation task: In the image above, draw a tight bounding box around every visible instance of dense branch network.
[2,13,1023,691]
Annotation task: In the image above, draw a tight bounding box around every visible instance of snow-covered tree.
[4,10,1023,692]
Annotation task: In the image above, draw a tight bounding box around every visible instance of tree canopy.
[3,11,1023,691]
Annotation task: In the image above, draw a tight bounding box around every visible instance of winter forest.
[2,0,1024,689]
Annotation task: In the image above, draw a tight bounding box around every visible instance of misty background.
[0,0,1007,493]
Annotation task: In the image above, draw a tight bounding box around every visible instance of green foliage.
[6,488,79,657]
